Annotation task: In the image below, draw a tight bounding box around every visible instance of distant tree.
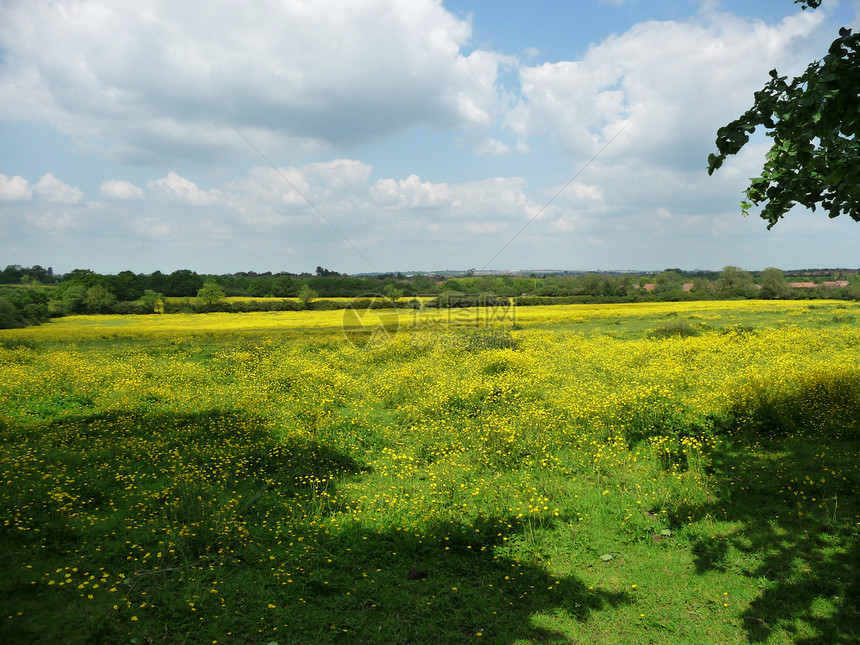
[690,277,713,295]
[0,265,23,284]
[28,265,54,283]
[410,275,437,294]
[20,274,39,289]
[145,270,169,294]
[536,284,563,297]
[272,275,297,298]
[196,282,226,310]
[62,284,88,314]
[719,266,756,296]
[111,270,144,301]
[298,284,318,308]
[1,265,54,285]
[382,283,403,301]
[166,269,204,297]
[445,279,464,293]
[760,267,791,299]
[708,1,859,227]
[66,269,103,289]
[248,277,274,297]
[86,284,117,314]
[141,289,165,314]
[579,273,609,296]
[721,266,752,287]
[655,270,681,285]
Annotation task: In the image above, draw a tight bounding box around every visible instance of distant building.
[789,281,848,288]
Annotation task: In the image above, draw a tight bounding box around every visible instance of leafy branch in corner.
[708,0,859,227]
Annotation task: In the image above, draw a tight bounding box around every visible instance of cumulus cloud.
[370,174,534,223]
[0,0,506,161]
[507,9,827,168]
[131,162,542,253]
[474,137,511,156]
[100,179,144,200]
[224,160,375,223]
[548,212,588,233]
[303,159,375,193]
[147,172,223,206]
[0,173,33,201]
[35,173,84,204]
[371,175,454,209]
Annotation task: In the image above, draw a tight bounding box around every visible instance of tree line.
[1,264,859,329]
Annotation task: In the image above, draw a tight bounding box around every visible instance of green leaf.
[600,554,613,561]
[708,25,860,225]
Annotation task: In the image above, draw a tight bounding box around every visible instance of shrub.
[645,322,701,339]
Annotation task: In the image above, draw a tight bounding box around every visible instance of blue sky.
[1,0,858,275]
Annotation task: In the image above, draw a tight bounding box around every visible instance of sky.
[1,0,859,276]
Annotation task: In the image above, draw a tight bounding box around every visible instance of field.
[1,300,858,643]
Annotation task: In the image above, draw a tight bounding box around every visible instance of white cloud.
[567,182,604,203]
[479,5,843,263]
[35,173,84,203]
[131,217,172,237]
[27,211,74,229]
[229,166,312,207]
[474,137,511,156]
[370,174,534,223]
[223,160,375,224]
[548,212,588,233]
[100,179,144,200]
[147,172,222,206]
[0,173,33,201]
[371,175,454,209]
[507,9,826,168]
[301,159,375,198]
[0,0,506,161]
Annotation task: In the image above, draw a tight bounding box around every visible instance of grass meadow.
[1,300,858,643]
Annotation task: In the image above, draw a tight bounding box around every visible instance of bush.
[0,296,25,329]
[645,322,701,339]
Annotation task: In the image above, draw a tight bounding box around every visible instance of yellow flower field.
[1,299,858,643]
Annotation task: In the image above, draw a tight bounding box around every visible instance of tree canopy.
[708,1,859,227]
[196,282,226,309]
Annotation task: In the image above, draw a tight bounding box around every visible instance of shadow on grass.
[0,409,629,644]
[251,515,631,644]
[679,380,860,644]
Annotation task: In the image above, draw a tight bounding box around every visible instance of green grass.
[1,302,858,643]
